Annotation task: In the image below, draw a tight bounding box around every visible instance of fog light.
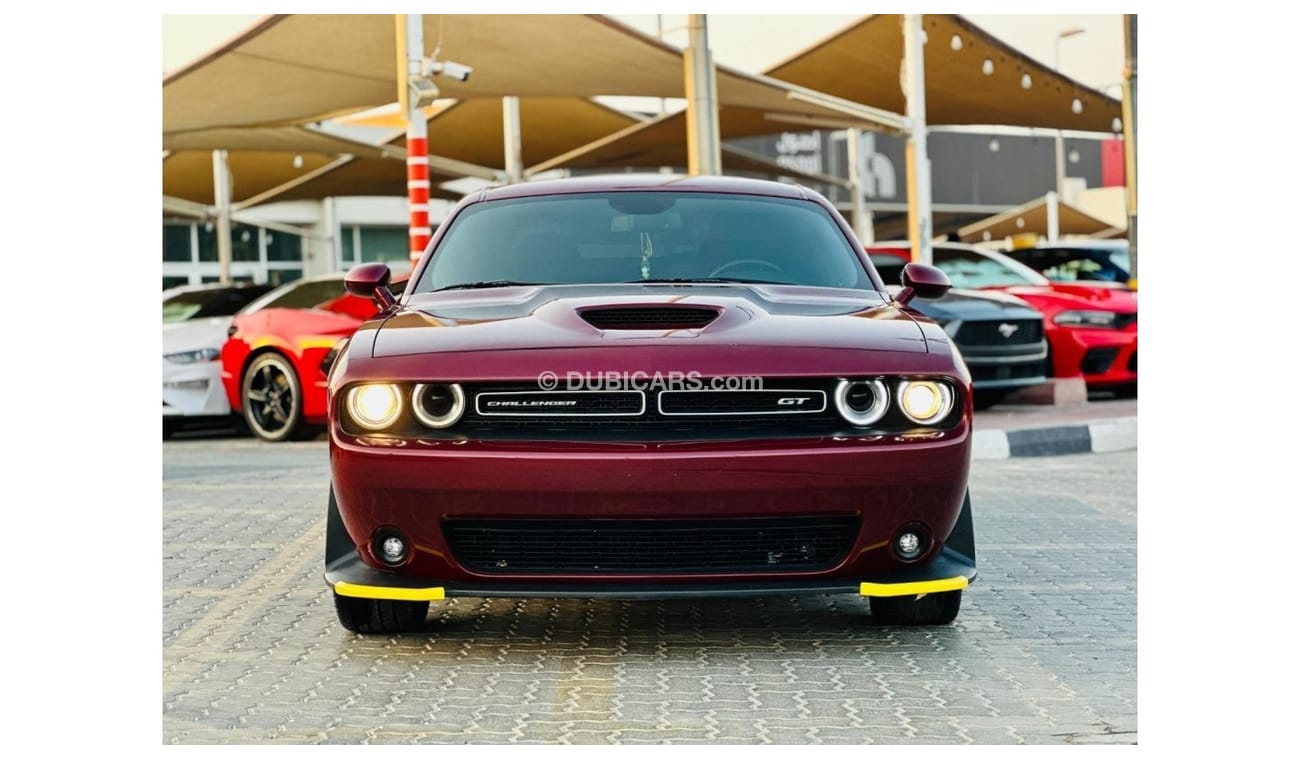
[892,525,930,562]
[374,531,409,566]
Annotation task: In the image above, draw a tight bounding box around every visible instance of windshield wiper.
[627,277,788,285]
[431,280,548,292]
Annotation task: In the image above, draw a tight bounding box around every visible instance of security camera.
[425,59,473,83]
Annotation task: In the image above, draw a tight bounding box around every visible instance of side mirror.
[345,263,396,311]
[896,263,951,304]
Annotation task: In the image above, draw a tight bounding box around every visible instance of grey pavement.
[162,438,1136,745]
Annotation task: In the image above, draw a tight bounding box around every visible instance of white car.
[163,283,271,438]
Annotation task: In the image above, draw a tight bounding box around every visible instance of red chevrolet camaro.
[868,242,1137,391]
[220,274,406,442]
[325,175,978,634]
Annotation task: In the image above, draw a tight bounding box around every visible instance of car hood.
[998,283,1137,311]
[372,284,929,358]
[163,317,230,354]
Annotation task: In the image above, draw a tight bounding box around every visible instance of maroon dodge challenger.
[324,175,976,634]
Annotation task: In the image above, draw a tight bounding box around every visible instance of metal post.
[211,149,233,285]
[902,14,932,265]
[321,197,340,276]
[1122,14,1138,289]
[1045,190,1060,243]
[845,128,873,244]
[684,14,722,176]
[399,15,432,268]
[1053,28,1085,199]
[502,96,524,184]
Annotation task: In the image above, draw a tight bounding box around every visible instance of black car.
[869,251,1048,409]
[1000,240,1132,286]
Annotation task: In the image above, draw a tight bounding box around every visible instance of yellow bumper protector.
[333,582,445,601]
[859,576,969,598]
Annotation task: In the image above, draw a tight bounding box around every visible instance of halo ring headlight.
[834,379,889,427]
[346,383,403,431]
[897,380,954,425]
[412,383,466,429]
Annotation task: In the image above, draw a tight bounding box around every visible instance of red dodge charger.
[325,176,978,634]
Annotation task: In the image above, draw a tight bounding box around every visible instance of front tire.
[241,352,317,442]
[333,594,429,634]
[869,590,962,625]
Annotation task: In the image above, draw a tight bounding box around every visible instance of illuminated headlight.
[897,380,955,425]
[412,383,466,429]
[164,347,220,364]
[834,379,889,427]
[346,383,404,431]
[1054,310,1117,328]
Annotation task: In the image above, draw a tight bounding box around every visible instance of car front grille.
[1114,313,1137,330]
[442,516,861,574]
[953,319,1043,346]
[1128,351,1137,372]
[969,362,1046,383]
[453,380,848,440]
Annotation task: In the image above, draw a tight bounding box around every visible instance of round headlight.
[346,383,403,431]
[897,380,954,425]
[412,383,466,429]
[834,379,889,427]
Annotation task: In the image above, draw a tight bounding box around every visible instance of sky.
[161,13,1125,97]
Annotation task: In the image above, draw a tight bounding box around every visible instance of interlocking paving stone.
[163,436,1136,744]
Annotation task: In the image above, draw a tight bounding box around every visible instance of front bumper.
[325,545,976,601]
[1049,325,1137,387]
[162,359,229,417]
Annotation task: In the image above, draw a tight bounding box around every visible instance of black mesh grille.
[969,362,1046,383]
[1114,313,1137,330]
[581,307,719,330]
[953,319,1043,346]
[443,516,860,574]
[1128,351,1137,372]
[1081,347,1120,374]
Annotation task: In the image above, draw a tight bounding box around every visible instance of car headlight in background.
[1054,310,1117,328]
[897,380,955,425]
[345,384,404,431]
[412,383,466,429]
[834,379,889,427]
[164,347,220,364]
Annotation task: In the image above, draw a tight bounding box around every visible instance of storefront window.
[265,231,303,262]
[163,224,192,262]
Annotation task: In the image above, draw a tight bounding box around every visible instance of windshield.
[1010,246,1131,284]
[414,192,872,293]
[162,286,268,323]
[931,247,1050,288]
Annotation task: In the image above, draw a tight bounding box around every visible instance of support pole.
[502,96,524,184]
[1121,14,1138,289]
[211,149,233,285]
[902,14,932,264]
[684,14,721,176]
[399,15,432,269]
[845,128,873,244]
[1045,190,1060,243]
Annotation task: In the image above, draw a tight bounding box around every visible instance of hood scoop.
[579,306,721,330]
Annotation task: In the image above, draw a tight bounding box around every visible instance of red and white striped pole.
[401,15,432,269]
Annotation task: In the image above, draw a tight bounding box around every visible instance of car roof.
[475,174,810,203]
